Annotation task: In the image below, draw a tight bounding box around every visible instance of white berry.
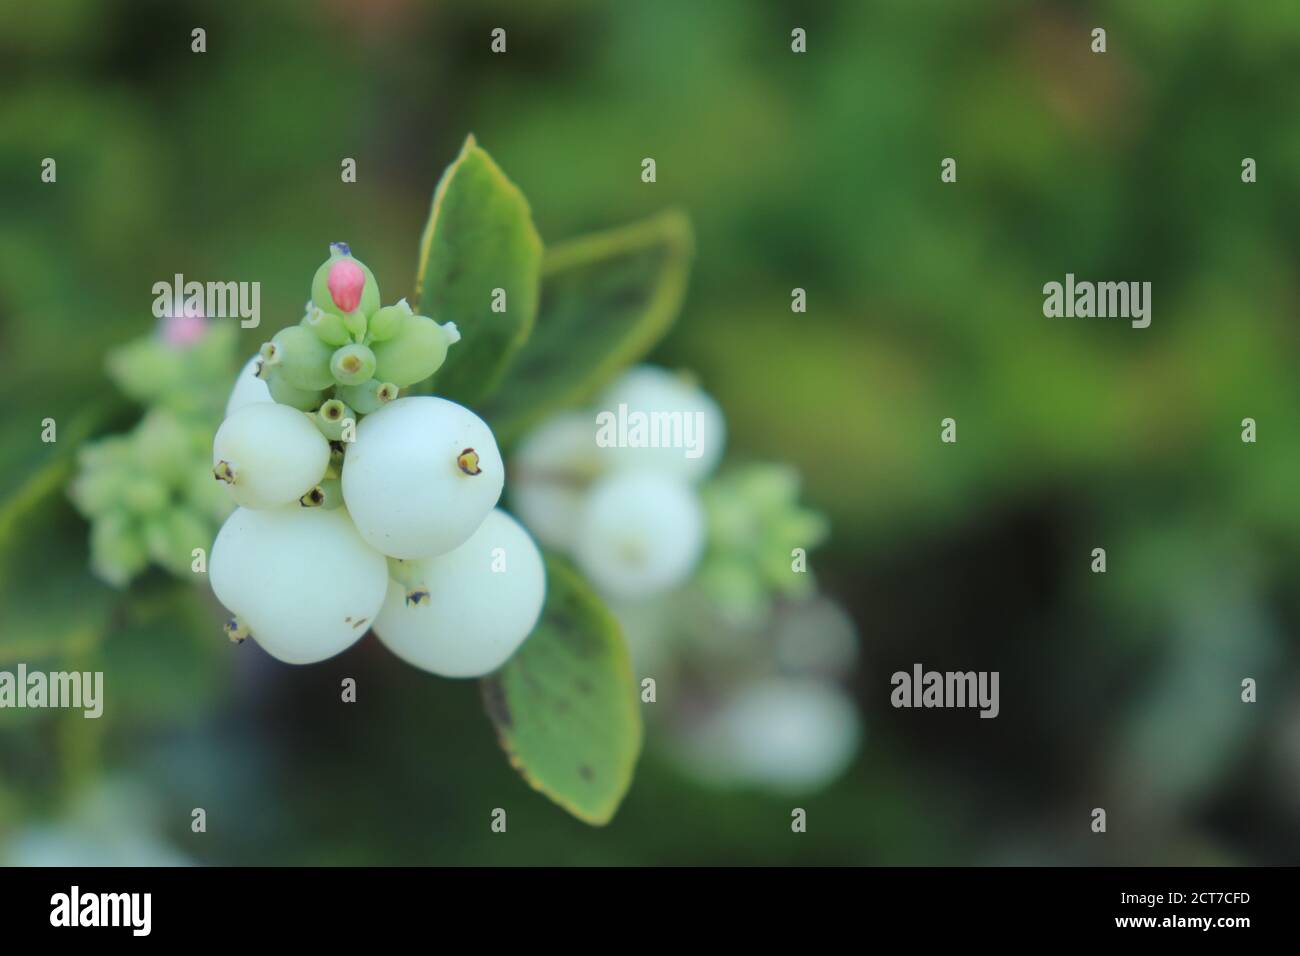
[509,411,601,551]
[595,365,726,482]
[212,402,329,509]
[686,679,860,793]
[372,509,545,678]
[575,471,704,600]
[341,396,504,559]
[210,507,388,664]
[225,353,272,418]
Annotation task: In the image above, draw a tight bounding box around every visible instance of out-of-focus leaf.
[481,555,643,826]
[482,209,693,447]
[414,135,542,407]
[89,584,228,724]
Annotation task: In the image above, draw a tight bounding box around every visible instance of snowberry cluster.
[511,365,725,602]
[70,313,238,588]
[209,244,545,675]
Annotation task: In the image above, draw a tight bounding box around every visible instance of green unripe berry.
[336,378,399,415]
[330,343,376,386]
[264,367,326,411]
[313,399,356,441]
[270,325,335,391]
[311,242,380,319]
[303,305,352,347]
[371,315,459,388]
[368,300,412,343]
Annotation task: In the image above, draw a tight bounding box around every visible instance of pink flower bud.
[161,309,208,348]
[327,258,366,314]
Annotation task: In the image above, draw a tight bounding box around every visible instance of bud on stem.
[313,399,355,441]
[330,343,377,386]
[386,556,430,606]
[337,378,399,414]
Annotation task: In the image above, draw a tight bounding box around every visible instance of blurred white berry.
[225,354,273,418]
[575,471,704,601]
[372,509,545,678]
[686,679,861,793]
[212,402,329,509]
[210,507,387,664]
[341,396,504,559]
[509,411,602,551]
[595,365,726,482]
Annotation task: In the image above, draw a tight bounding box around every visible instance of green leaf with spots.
[414,135,543,407]
[482,209,694,447]
[481,555,643,826]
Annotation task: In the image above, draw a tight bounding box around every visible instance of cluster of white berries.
[208,244,545,676]
[511,365,725,602]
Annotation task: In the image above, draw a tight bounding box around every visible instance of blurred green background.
[2,0,1299,864]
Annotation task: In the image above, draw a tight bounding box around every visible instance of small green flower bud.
[342,308,368,342]
[313,399,355,441]
[271,326,336,391]
[89,512,148,589]
[258,340,282,373]
[336,378,398,415]
[143,509,209,576]
[311,242,380,318]
[303,305,352,347]
[265,367,326,411]
[122,477,170,515]
[368,299,413,342]
[387,556,430,606]
[370,315,460,387]
[330,343,376,386]
[68,469,125,517]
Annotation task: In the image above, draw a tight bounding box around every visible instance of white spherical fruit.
[575,471,704,601]
[509,411,602,551]
[212,402,329,509]
[372,509,545,678]
[225,353,272,418]
[341,396,504,559]
[710,680,861,792]
[210,507,388,664]
[595,364,726,482]
[679,679,861,793]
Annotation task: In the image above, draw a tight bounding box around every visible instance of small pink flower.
[327,258,366,313]
[161,309,208,348]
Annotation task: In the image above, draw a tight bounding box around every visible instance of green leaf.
[481,209,693,447]
[481,555,643,826]
[414,135,543,407]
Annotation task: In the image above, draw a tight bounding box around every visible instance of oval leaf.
[481,209,693,447]
[481,555,643,826]
[414,135,543,406]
